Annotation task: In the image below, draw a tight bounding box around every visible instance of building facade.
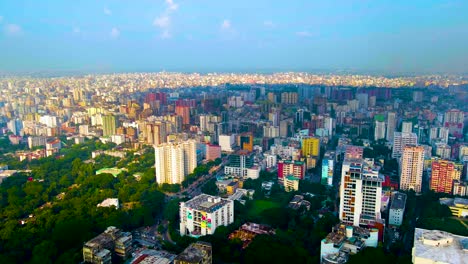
[154,140,197,184]
[399,145,424,193]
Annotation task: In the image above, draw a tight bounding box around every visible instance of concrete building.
[179,194,234,237]
[83,226,132,264]
[320,225,379,264]
[154,140,197,184]
[283,175,300,192]
[443,109,465,137]
[174,242,212,264]
[453,181,468,196]
[402,121,413,133]
[412,228,468,264]
[146,122,167,146]
[392,132,418,158]
[219,134,235,152]
[439,198,468,218]
[102,115,117,137]
[389,192,407,227]
[339,158,384,226]
[205,144,221,161]
[430,160,461,194]
[277,160,306,181]
[263,125,279,138]
[27,136,46,149]
[374,120,386,141]
[435,142,452,160]
[302,137,320,157]
[224,150,260,179]
[321,151,335,186]
[400,145,424,193]
[386,112,396,142]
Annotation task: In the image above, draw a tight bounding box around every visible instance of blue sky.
[1,0,468,74]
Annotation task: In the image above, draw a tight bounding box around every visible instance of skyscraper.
[401,121,413,133]
[146,122,167,146]
[399,145,424,193]
[339,157,383,226]
[430,160,461,194]
[443,109,464,137]
[386,112,396,142]
[392,132,418,159]
[154,140,197,184]
[102,115,117,137]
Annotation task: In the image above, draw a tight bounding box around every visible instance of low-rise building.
[180,194,234,237]
[288,195,311,211]
[439,198,468,217]
[283,175,300,192]
[412,228,468,264]
[320,225,379,264]
[389,192,407,227]
[83,226,132,264]
[174,242,212,264]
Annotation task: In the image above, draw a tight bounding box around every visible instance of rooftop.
[413,228,468,264]
[174,242,211,263]
[183,194,232,213]
[390,192,407,210]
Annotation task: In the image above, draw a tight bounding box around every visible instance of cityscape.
[1,1,468,264]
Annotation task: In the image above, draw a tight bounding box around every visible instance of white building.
[389,192,406,226]
[400,145,424,193]
[97,198,120,209]
[179,194,234,237]
[27,136,46,149]
[392,132,418,158]
[435,142,451,159]
[374,121,386,141]
[154,140,197,184]
[263,153,277,169]
[412,228,468,264]
[219,134,235,152]
[386,112,396,142]
[339,157,383,226]
[402,121,413,133]
[263,125,280,138]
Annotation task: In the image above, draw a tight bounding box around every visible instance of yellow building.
[302,137,320,157]
[284,175,300,192]
[440,198,468,217]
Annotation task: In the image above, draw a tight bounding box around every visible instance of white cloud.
[296,31,312,37]
[166,0,179,11]
[221,19,231,30]
[110,27,120,38]
[104,7,112,15]
[5,24,22,35]
[153,0,179,39]
[263,20,274,27]
[153,15,170,28]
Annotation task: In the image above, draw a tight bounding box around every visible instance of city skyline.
[1,0,468,74]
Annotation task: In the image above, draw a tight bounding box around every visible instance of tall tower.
[339,157,383,226]
[386,112,396,142]
[392,132,418,159]
[146,122,167,146]
[374,121,386,141]
[399,145,424,193]
[102,115,117,137]
[430,160,460,194]
[154,140,197,184]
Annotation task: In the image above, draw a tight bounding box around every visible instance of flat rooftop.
[390,192,407,210]
[413,228,468,264]
[184,194,231,213]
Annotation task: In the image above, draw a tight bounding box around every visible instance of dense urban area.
[0,73,467,264]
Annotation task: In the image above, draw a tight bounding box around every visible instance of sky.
[1,0,468,74]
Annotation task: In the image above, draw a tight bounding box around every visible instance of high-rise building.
[179,194,234,237]
[219,134,235,152]
[374,121,386,141]
[339,158,383,226]
[400,145,424,193]
[102,115,117,137]
[280,92,298,104]
[443,109,465,137]
[146,122,167,146]
[154,140,197,184]
[238,133,253,152]
[321,151,335,186]
[205,144,221,161]
[402,121,413,133]
[386,112,396,142]
[412,91,423,102]
[176,105,191,125]
[430,160,461,194]
[302,137,320,157]
[392,132,418,159]
[344,145,364,160]
[224,150,259,179]
[356,93,369,109]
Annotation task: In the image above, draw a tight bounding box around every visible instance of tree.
[201,179,218,195]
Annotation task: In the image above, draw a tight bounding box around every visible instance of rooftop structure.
[96,167,123,178]
[412,228,468,264]
[97,198,119,209]
[288,195,311,211]
[439,198,468,218]
[228,223,275,249]
[174,242,212,264]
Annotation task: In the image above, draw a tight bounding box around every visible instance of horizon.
[1,0,468,74]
